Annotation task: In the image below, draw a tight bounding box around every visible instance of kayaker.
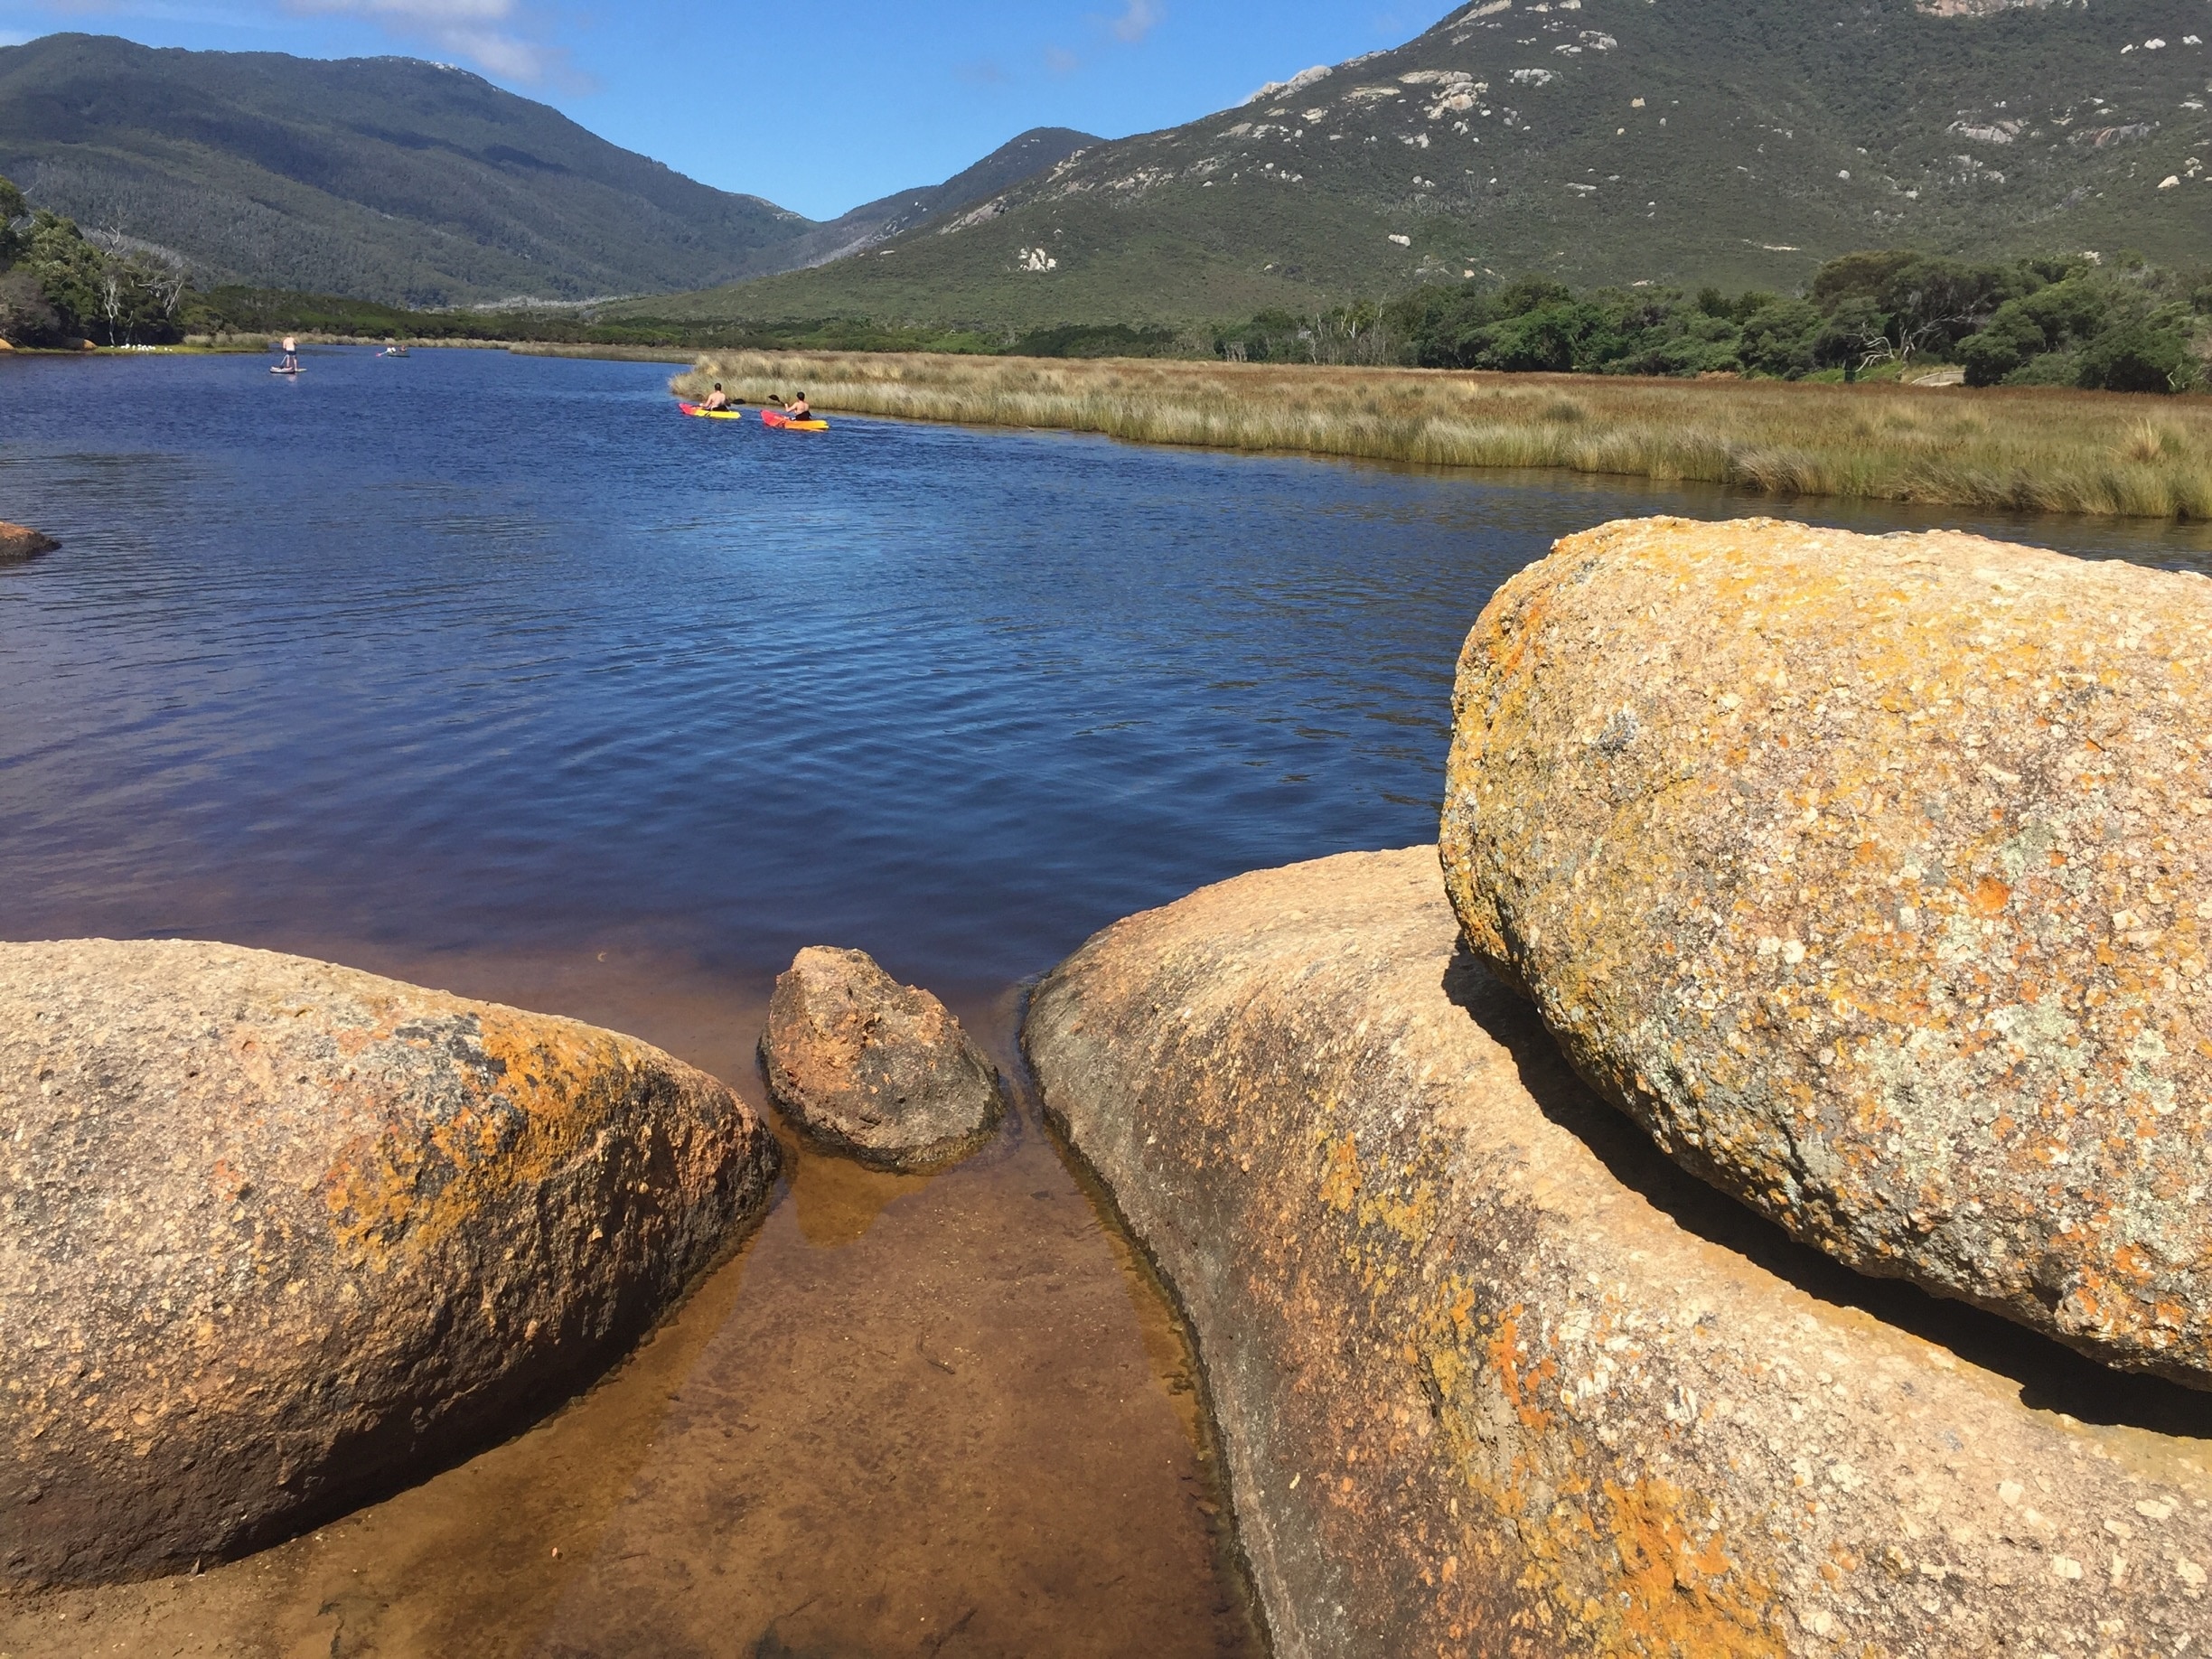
[783,391,812,421]
[701,383,732,412]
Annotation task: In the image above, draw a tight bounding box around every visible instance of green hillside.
[770,128,1100,272]
[0,33,820,306]
[633,0,2212,327]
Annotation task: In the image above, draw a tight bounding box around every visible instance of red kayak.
[761,409,829,431]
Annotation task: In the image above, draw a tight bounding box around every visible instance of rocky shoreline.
[11,511,2212,1653]
[1027,847,2212,1657]
[1026,518,2212,1654]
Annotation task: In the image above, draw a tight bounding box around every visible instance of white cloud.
[286,0,559,80]
[1111,0,1159,43]
[422,21,550,79]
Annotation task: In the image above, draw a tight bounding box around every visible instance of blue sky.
[0,1,1446,219]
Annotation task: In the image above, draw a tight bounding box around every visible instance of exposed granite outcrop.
[1440,516,2212,1389]
[0,939,778,1584]
[762,946,1001,1170]
[1027,848,2212,1658]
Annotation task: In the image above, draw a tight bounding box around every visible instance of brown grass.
[675,351,2212,520]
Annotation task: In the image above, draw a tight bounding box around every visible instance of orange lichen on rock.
[1440,516,2212,1388]
[0,940,778,1584]
[1026,848,2212,1655]
[321,1007,646,1268]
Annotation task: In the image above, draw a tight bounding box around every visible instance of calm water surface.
[4,347,2209,1656]
[8,347,2207,989]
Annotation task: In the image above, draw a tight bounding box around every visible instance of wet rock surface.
[0,939,778,1585]
[0,521,57,562]
[762,945,1001,1169]
[1027,848,2212,1658]
[1440,516,2212,1389]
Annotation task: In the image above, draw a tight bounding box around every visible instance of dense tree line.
[6,161,2206,393]
[1218,251,2212,394]
[0,175,192,348]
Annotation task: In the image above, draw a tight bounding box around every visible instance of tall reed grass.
[676,351,2212,520]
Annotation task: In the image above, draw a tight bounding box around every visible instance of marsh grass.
[678,351,2212,520]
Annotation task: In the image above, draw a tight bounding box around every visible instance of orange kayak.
[761,409,829,431]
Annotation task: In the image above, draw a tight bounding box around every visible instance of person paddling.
[278,335,300,373]
[783,391,812,421]
[700,382,733,412]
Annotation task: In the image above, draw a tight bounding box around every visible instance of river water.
[3,345,2207,1656]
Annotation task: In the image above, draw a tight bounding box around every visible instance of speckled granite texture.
[762,945,1001,1170]
[0,939,777,1583]
[1442,516,2212,1388]
[1027,849,2212,1658]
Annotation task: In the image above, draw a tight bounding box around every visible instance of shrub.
[1739,300,1825,378]
[2005,351,2083,388]
[0,267,58,345]
[1809,249,1923,311]
[2077,321,2199,394]
[1960,311,2045,386]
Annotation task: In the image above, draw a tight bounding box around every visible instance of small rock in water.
[0,939,778,1585]
[0,520,59,562]
[761,947,1001,1170]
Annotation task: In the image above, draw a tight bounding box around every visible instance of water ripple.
[4,346,2207,983]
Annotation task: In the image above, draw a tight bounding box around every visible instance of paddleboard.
[270,366,303,375]
[679,401,744,420]
[761,409,828,431]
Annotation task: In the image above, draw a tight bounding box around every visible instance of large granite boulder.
[1027,849,2212,1658]
[1439,516,2212,1389]
[761,946,1001,1170]
[0,521,57,562]
[0,940,778,1584]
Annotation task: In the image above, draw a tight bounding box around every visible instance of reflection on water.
[3,347,2210,1654]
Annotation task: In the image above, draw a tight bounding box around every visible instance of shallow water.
[3,346,2209,1655]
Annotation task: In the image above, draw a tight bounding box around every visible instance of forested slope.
[0,34,814,305]
[644,0,2212,326]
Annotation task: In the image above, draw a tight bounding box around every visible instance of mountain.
[0,33,820,305]
[628,0,2212,327]
[768,128,1101,273]
[0,35,1103,310]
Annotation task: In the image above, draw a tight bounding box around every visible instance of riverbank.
[674,351,2212,520]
